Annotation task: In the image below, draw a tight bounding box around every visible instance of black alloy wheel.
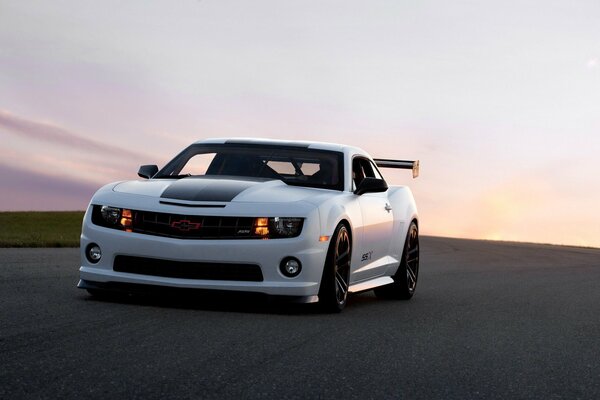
[319,223,352,312]
[404,222,419,294]
[374,220,419,299]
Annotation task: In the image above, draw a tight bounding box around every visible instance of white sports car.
[78,138,419,312]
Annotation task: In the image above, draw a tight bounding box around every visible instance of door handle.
[384,203,392,212]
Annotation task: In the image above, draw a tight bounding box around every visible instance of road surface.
[1,237,599,399]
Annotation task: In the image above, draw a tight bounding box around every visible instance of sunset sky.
[1,1,599,247]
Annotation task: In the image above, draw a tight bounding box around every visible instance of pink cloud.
[0,162,98,211]
[0,109,148,160]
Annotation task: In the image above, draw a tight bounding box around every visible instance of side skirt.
[348,276,394,294]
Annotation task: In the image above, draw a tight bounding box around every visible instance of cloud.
[587,58,598,69]
[0,109,148,160]
[0,162,99,211]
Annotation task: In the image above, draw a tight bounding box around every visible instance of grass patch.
[0,211,84,247]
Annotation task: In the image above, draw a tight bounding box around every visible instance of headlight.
[253,217,304,238]
[100,206,121,225]
[92,205,134,232]
[270,217,303,237]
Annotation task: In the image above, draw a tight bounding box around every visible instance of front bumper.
[79,212,329,299]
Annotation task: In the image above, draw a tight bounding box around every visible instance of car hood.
[112,177,336,204]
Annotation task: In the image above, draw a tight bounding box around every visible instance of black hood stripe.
[158,201,226,208]
[160,177,265,202]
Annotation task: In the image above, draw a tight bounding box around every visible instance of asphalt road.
[1,237,599,399]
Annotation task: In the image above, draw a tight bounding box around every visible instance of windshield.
[155,144,345,191]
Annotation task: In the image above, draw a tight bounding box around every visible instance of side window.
[352,158,366,189]
[368,160,384,180]
[360,159,376,178]
[352,157,385,189]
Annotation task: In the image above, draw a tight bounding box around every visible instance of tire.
[318,223,352,312]
[374,220,419,300]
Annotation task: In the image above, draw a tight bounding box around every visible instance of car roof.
[194,137,371,158]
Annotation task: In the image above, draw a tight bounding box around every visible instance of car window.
[353,157,385,189]
[156,144,345,191]
[179,153,216,176]
[369,160,384,180]
[266,160,320,176]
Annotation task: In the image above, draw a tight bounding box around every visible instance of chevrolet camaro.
[78,138,420,312]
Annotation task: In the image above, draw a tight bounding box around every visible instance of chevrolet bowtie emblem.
[171,219,202,231]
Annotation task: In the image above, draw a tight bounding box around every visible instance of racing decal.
[361,251,373,262]
[160,178,260,202]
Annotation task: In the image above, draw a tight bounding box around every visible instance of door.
[351,157,394,282]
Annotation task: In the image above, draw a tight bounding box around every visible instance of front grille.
[91,206,303,239]
[113,255,263,282]
[133,210,256,239]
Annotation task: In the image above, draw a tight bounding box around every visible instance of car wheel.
[319,223,351,312]
[374,220,419,300]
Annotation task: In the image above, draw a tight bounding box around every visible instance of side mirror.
[354,177,388,195]
[138,165,158,179]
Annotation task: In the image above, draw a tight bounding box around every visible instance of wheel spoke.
[404,225,419,290]
[336,249,349,264]
[407,265,417,285]
[335,271,348,293]
[324,225,352,308]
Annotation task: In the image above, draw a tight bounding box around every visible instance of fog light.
[280,257,302,278]
[86,244,102,263]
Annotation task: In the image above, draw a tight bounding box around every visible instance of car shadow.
[82,289,326,315]
[80,287,386,315]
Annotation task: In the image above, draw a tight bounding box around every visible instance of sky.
[1,0,599,247]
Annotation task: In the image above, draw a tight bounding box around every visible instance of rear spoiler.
[374,159,420,178]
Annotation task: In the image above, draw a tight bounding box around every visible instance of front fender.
[316,193,362,237]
